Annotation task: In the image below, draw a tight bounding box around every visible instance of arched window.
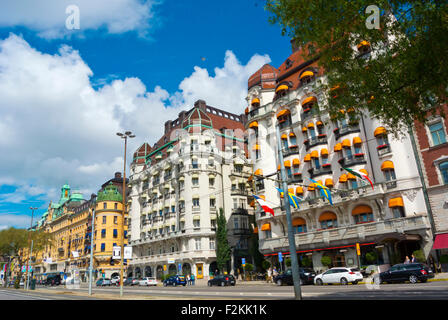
[381,160,396,181]
[299,70,315,85]
[292,218,307,234]
[389,197,405,218]
[352,205,374,224]
[277,109,292,129]
[319,212,338,229]
[440,162,448,184]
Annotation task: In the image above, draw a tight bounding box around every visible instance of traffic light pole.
[276,125,302,300]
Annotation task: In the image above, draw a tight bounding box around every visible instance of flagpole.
[275,125,302,300]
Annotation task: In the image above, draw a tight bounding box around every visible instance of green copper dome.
[70,192,84,202]
[96,182,123,202]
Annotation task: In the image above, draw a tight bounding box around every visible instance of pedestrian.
[273,267,278,278]
[186,274,190,285]
[404,256,410,264]
[190,273,195,285]
[411,254,416,263]
[267,267,272,283]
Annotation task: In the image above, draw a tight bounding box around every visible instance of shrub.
[262,260,271,271]
[244,263,254,272]
[321,256,332,267]
[440,255,448,264]
[365,251,378,263]
[412,249,426,263]
[301,256,312,267]
[285,258,291,267]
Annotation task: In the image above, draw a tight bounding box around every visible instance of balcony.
[308,165,332,178]
[231,228,251,236]
[334,123,361,139]
[377,144,392,157]
[230,189,249,196]
[300,108,319,122]
[287,173,303,184]
[188,164,202,171]
[338,155,366,167]
[282,146,300,157]
[385,180,397,189]
[304,135,327,150]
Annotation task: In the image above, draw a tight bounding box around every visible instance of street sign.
[124,246,132,260]
[278,252,283,262]
[113,246,121,259]
[178,263,182,272]
[241,258,246,266]
[356,243,361,256]
[163,265,167,271]
[168,259,175,264]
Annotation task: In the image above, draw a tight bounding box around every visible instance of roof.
[96,182,123,202]
[248,64,278,90]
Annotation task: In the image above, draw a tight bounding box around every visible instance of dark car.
[123,277,134,286]
[45,274,62,286]
[163,275,186,287]
[274,268,316,286]
[208,274,236,287]
[96,278,111,286]
[375,263,434,284]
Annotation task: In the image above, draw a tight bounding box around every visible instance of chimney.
[164,120,173,134]
[194,99,207,111]
[115,172,122,179]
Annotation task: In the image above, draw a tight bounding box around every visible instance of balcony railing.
[334,123,361,139]
[231,228,251,236]
[300,108,319,122]
[309,165,332,178]
[338,155,366,167]
[230,189,249,196]
[282,146,300,157]
[377,144,392,156]
[287,174,303,183]
[385,180,397,189]
[304,135,327,150]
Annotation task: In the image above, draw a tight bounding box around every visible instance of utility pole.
[275,125,302,300]
[88,195,97,296]
[25,207,37,290]
[117,131,135,298]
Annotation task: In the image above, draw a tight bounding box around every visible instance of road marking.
[0,290,51,300]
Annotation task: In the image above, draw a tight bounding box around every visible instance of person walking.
[411,254,416,263]
[273,267,278,278]
[190,273,195,286]
[186,274,190,286]
[404,256,410,264]
[267,267,272,283]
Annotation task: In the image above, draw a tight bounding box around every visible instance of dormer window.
[299,70,315,85]
[285,58,293,69]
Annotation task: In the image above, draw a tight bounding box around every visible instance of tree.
[216,208,231,273]
[301,256,312,268]
[0,227,52,288]
[249,227,264,272]
[285,257,291,267]
[266,0,448,135]
[321,256,332,268]
[262,260,271,271]
[412,249,425,263]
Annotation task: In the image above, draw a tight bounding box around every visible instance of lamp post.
[25,207,37,290]
[88,194,97,296]
[117,131,135,297]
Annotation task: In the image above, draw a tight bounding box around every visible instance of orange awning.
[304,154,311,162]
[307,122,315,128]
[276,109,290,118]
[342,139,351,148]
[254,169,263,176]
[319,212,337,221]
[245,107,249,115]
[316,121,323,126]
[302,96,317,105]
[302,127,308,132]
[288,188,294,194]
[249,121,258,128]
[289,132,296,137]
[292,158,300,166]
[320,148,329,157]
[347,172,357,180]
[292,217,306,226]
[334,143,342,152]
[284,160,291,168]
[310,150,319,158]
[357,40,371,49]
[277,164,281,171]
[352,205,373,215]
[308,183,315,191]
[296,187,304,194]
[353,137,363,145]
[381,160,394,171]
[275,84,289,93]
[374,127,387,137]
[251,98,260,105]
[281,133,288,140]
[339,174,348,183]
[389,197,404,208]
[253,227,258,234]
[261,223,271,231]
[325,178,334,187]
[359,169,368,176]
[300,70,314,79]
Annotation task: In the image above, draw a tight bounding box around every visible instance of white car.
[111,276,120,286]
[314,267,363,285]
[139,277,158,286]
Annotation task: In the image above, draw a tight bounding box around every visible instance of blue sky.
[0,0,291,228]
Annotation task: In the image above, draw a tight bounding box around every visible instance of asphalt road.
[27,281,448,300]
[0,288,100,300]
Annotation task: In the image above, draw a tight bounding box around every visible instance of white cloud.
[0,214,34,229]
[0,0,158,39]
[0,34,270,228]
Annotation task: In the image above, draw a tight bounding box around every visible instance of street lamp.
[117,131,135,297]
[25,207,37,290]
[88,194,97,296]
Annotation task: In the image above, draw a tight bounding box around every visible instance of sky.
[0,0,292,229]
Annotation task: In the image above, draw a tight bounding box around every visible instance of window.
[192,177,199,186]
[354,212,374,224]
[350,180,358,190]
[234,217,239,229]
[171,206,175,213]
[209,239,215,250]
[113,229,118,238]
[209,178,215,186]
[193,198,200,207]
[192,159,198,169]
[101,229,106,238]
[102,216,106,224]
[113,243,117,247]
[101,243,105,252]
[114,216,118,224]
[193,219,200,228]
[294,224,307,234]
[124,230,127,239]
[320,219,337,229]
[103,203,107,209]
[179,180,185,189]
[195,238,201,250]
[345,148,353,159]
[264,230,272,239]
[210,219,216,229]
[429,121,447,146]
[210,198,216,207]
[114,203,118,210]
[314,158,320,170]
[440,162,448,184]
[384,169,396,181]
[392,207,405,218]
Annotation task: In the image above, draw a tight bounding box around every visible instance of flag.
[253,195,275,216]
[342,167,374,190]
[310,179,333,205]
[276,188,300,209]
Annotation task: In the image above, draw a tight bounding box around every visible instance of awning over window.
[357,40,371,49]
[334,143,342,152]
[321,148,329,157]
[339,174,348,183]
[251,98,260,105]
[193,215,201,220]
[381,160,394,171]
[319,212,337,221]
[353,137,363,145]
[296,187,304,194]
[352,205,373,215]
[253,227,258,234]
[308,183,315,191]
[284,160,291,167]
[261,223,271,231]
[347,173,357,180]
[254,168,263,176]
[277,164,281,171]
[316,121,323,126]
[276,109,290,118]
[289,132,296,137]
[304,154,311,162]
[374,127,387,137]
[245,107,249,115]
[281,133,288,139]
[342,139,351,148]
[359,169,368,176]
[288,188,294,194]
[325,178,334,187]
[389,197,404,207]
[307,122,315,128]
[302,127,307,132]
[292,217,306,226]
[433,233,448,250]
[275,84,289,93]
[310,150,319,158]
[302,96,317,105]
[249,121,258,128]
[300,70,314,79]
[292,158,300,166]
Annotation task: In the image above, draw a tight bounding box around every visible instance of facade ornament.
[403,189,418,202]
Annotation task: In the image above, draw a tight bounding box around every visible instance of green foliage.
[321,256,332,267]
[439,255,448,264]
[412,249,426,263]
[216,208,231,272]
[262,260,271,271]
[300,256,312,267]
[249,232,264,272]
[244,263,254,272]
[285,257,291,267]
[265,0,448,135]
[365,251,378,263]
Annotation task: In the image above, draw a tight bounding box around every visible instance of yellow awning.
[334,143,342,152]
[325,178,334,187]
[249,121,258,128]
[342,139,351,148]
[319,212,337,221]
[277,164,281,171]
[288,188,294,194]
[275,84,289,93]
[284,160,291,168]
[339,174,347,183]
[292,158,300,166]
[357,40,371,49]
[347,173,357,180]
[302,127,308,132]
[307,122,315,128]
[276,109,291,118]
[281,133,288,140]
[352,205,373,215]
[304,154,311,162]
[320,148,329,157]
[353,137,363,145]
[316,121,323,126]
[302,96,317,105]
[292,217,306,226]
[359,169,368,176]
[374,127,387,137]
[300,70,314,79]
[254,168,263,176]
[310,150,319,158]
[259,195,266,200]
[245,107,249,115]
[289,132,296,137]
[389,197,404,208]
[261,223,271,231]
[251,98,260,105]
[308,183,316,191]
[296,187,304,194]
[381,160,394,171]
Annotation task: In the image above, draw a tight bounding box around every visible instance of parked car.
[96,278,111,286]
[111,276,120,286]
[208,274,236,287]
[139,277,158,286]
[274,268,316,286]
[314,267,363,285]
[374,263,434,284]
[163,275,186,287]
[45,274,62,286]
[123,277,134,286]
